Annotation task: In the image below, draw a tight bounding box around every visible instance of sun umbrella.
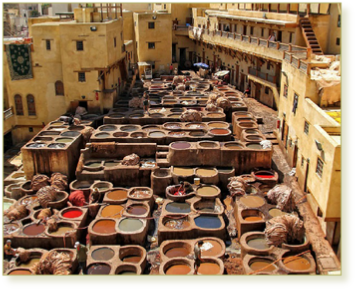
[214,70,230,77]
[193,62,209,69]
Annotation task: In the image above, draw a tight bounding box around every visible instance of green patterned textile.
[5,44,33,81]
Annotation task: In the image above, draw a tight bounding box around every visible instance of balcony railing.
[248,67,277,83]
[4,107,14,120]
[188,26,311,74]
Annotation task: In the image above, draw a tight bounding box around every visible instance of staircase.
[300,17,323,55]
[155,145,170,167]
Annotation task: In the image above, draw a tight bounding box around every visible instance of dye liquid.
[239,196,265,208]
[122,255,141,263]
[165,202,191,214]
[126,205,147,215]
[197,263,220,275]
[91,248,115,261]
[173,167,194,176]
[165,264,191,275]
[194,216,221,229]
[165,247,190,258]
[50,226,74,236]
[92,220,116,234]
[107,190,127,200]
[23,224,45,236]
[197,186,219,197]
[8,269,32,275]
[283,256,311,271]
[249,259,277,272]
[87,264,111,275]
[247,238,270,250]
[101,205,124,219]
[62,209,83,219]
[118,218,143,232]
[196,168,216,177]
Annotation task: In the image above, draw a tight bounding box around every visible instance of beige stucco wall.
[134,12,172,74]
[326,4,341,54]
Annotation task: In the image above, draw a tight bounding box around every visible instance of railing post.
[227,32,229,38]
[276,42,280,50]
[240,34,243,41]
[233,33,236,39]
[257,38,260,45]
[290,55,293,64]
[288,44,292,52]
[283,51,285,59]
[220,31,222,36]
[298,59,301,68]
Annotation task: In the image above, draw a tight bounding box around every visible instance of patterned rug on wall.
[5,43,33,81]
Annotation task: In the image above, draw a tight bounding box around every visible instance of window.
[277,30,282,41]
[134,21,136,26]
[27,94,36,116]
[78,72,86,82]
[250,26,254,35]
[292,94,298,114]
[337,15,341,27]
[234,24,237,32]
[164,4,166,9]
[46,40,51,50]
[289,32,293,43]
[29,127,33,132]
[55,81,64,96]
[316,158,324,178]
[301,157,304,167]
[148,22,155,29]
[261,28,264,37]
[152,63,155,69]
[114,37,116,47]
[264,87,269,94]
[267,62,271,70]
[76,41,84,51]
[283,84,288,97]
[304,121,310,135]
[148,42,155,49]
[336,38,340,46]
[14,94,24,115]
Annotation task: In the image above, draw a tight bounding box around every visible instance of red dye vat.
[255,173,274,179]
[62,209,83,219]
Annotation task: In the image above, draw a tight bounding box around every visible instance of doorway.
[240,73,246,91]
[304,159,310,192]
[4,131,13,153]
[179,48,186,67]
[293,145,298,167]
[79,101,88,110]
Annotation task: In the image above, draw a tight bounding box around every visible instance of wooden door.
[283,123,289,149]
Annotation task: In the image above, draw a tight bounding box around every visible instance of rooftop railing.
[4,107,14,120]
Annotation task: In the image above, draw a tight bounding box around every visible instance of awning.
[137,61,154,67]
[215,70,230,77]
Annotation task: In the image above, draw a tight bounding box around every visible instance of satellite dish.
[152,15,157,20]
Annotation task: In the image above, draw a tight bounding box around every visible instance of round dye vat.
[200,240,223,257]
[245,129,259,134]
[225,143,243,149]
[173,167,194,176]
[255,171,275,179]
[48,143,66,149]
[109,114,125,118]
[87,264,111,275]
[4,202,13,211]
[171,142,191,149]
[269,208,287,217]
[168,114,182,118]
[186,123,205,129]
[247,238,270,250]
[121,125,140,132]
[239,196,265,208]
[169,132,186,137]
[142,126,160,132]
[247,136,263,141]
[94,133,110,138]
[196,168,216,177]
[165,219,190,230]
[164,123,182,130]
[118,218,143,232]
[165,202,191,214]
[27,143,46,148]
[85,162,102,168]
[100,126,116,131]
[150,113,164,118]
[101,205,124,219]
[165,247,190,258]
[165,264,191,275]
[194,216,221,229]
[131,132,146,138]
[283,256,311,271]
[197,263,220,275]
[116,271,137,275]
[189,131,205,137]
[62,209,83,219]
[149,131,166,137]
[126,205,147,216]
[20,196,37,206]
[92,220,116,234]
[8,269,32,275]
[249,258,277,272]
[107,189,127,200]
[23,224,46,236]
[244,216,263,222]
[207,113,224,118]
[129,189,151,198]
[208,122,228,128]
[91,248,115,261]
[55,138,73,143]
[61,131,81,137]
[197,186,219,197]
[50,226,74,236]
[199,142,218,148]
[4,223,19,235]
[209,128,229,135]
[50,121,63,126]
[129,114,144,119]
[122,255,141,263]
[105,161,119,167]
[247,143,263,149]
[19,258,40,268]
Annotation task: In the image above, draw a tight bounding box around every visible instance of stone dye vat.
[251,169,279,186]
[21,122,91,180]
[151,168,173,196]
[168,142,272,175]
[86,245,146,274]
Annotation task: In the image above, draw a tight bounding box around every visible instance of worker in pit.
[75,241,88,275]
[4,240,18,261]
[89,187,101,204]
[143,91,150,114]
[194,240,204,274]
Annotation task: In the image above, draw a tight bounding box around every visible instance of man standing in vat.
[194,241,204,274]
[75,241,88,275]
[4,240,18,262]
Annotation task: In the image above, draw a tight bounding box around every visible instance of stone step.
[156,152,168,158]
[157,145,169,151]
[156,158,170,167]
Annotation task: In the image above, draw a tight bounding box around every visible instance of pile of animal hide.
[122,153,140,166]
[129,97,143,108]
[68,190,86,207]
[227,176,247,197]
[264,215,305,247]
[80,126,95,143]
[36,186,57,208]
[266,184,295,212]
[4,204,27,221]
[31,251,72,275]
[180,109,202,122]
[31,175,50,191]
[50,173,68,191]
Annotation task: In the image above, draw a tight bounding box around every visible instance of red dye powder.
[255,174,274,179]
[62,209,83,219]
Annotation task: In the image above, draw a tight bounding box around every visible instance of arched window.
[14,94,24,115]
[55,81,64,96]
[27,94,36,116]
